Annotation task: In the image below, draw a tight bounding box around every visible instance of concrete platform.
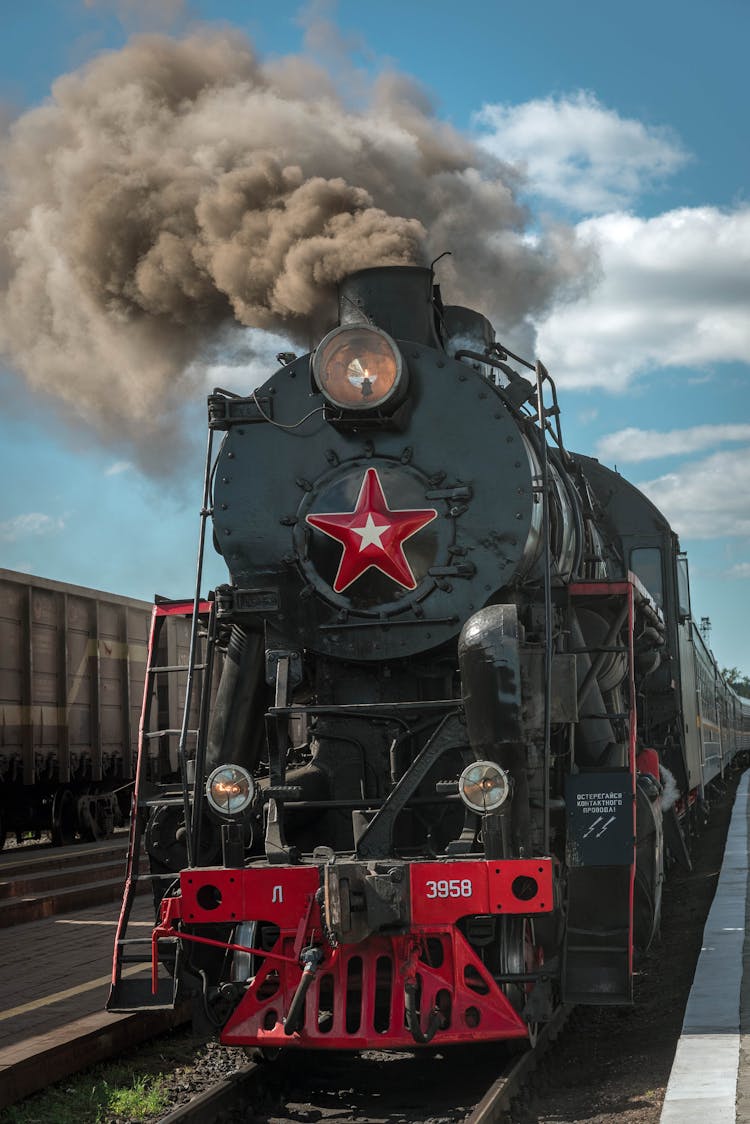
[0,890,186,1108]
[661,768,750,1122]
[0,835,149,927]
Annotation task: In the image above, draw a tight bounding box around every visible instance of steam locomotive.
[109,266,750,1050]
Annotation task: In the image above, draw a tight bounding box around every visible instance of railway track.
[153,1006,571,1124]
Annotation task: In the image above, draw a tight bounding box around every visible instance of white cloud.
[535,206,750,389]
[105,460,133,476]
[0,513,65,542]
[638,449,750,540]
[726,562,750,579]
[475,91,688,214]
[597,425,750,464]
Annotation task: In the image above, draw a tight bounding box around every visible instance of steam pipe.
[576,603,629,711]
[206,626,265,773]
[535,360,553,855]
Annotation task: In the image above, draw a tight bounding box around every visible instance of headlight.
[458,760,510,814]
[312,325,405,410]
[206,765,255,817]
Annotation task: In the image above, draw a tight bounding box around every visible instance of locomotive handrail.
[177,423,216,868]
[190,596,217,868]
[258,795,461,809]
[267,699,462,715]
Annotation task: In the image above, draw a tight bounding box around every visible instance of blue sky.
[0,0,748,670]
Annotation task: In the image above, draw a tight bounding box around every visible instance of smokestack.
[338,266,442,348]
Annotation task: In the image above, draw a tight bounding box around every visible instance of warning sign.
[565,774,634,867]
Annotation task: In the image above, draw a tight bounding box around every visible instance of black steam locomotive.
[109,266,749,1050]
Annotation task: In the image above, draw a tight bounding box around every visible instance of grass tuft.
[0,1072,169,1124]
[0,1028,205,1124]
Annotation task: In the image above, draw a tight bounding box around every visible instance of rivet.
[224,529,232,535]
[227,451,234,459]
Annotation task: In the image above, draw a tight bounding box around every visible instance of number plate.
[410,859,553,923]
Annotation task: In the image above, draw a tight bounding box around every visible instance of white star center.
[352,513,390,551]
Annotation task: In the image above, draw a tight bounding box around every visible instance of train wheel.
[498,916,541,1045]
[51,788,77,846]
[77,788,99,842]
[243,1046,282,1064]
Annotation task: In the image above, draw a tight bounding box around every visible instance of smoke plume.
[0,29,592,469]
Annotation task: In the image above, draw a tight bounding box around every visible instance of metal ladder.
[107,596,216,1010]
[108,421,221,1011]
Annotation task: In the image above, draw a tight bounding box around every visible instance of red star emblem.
[306,468,438,593]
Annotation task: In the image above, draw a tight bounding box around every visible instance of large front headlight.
[206,764,255,817]
[312,325,405,410]
[458,760,510,814]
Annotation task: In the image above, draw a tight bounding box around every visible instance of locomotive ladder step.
[570,645,629,655]
[118,936,177,963]
[147,663,207,674]
[143,796,191,807]
[117,936,178,945]
[143,729,199,739]
[137,871,187,879]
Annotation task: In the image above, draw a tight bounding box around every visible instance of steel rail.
[466,1004,571,1123]
[156,1061,260,1123]
[154,1004,572,1124]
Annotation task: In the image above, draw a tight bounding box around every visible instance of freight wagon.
[0,569,195,849]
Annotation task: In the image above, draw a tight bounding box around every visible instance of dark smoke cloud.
[0,28,593,470]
